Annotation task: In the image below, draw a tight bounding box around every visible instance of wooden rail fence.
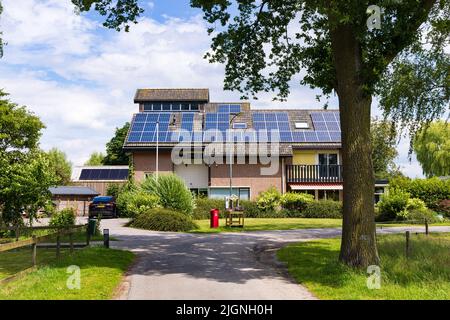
[0,224,90,266]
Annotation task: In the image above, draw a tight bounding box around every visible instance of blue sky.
[0,0,423,177]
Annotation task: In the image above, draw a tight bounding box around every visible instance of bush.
[141,174,195,215]
[376,188,410,221]
[408,208,441,224]
[116,189,159,218]
[106,183,121,199]
[303,200,343,218]
[192,197,226,220]
[256,186,281,212]
[389,177,450,211]
[129,208,198,232]
[49,208,76,228]
[438,199,450,217]
[280,192,314,211]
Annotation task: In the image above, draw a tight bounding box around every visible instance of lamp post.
[229,113,239,198]
[156,120,159,179]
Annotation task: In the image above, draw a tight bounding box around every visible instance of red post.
[210,209,219,228]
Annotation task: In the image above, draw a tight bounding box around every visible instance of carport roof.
[49,186,100,196]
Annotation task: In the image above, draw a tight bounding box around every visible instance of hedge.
[129,208,198,232]
[389,177,450,211]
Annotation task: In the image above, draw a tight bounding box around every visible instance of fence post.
[69,231,74,254]
[15,227,20,242]
[31,236,37,266]
[56,231,61,259]
[405,231,410,258]
[103,229,109,248]
[425,219,429,235]
[86,225,90,246]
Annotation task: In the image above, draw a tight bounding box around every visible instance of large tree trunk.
[330,25,380,267]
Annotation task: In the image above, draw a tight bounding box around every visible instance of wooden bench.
[225,208,245,228]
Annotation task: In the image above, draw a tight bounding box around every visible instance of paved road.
[96,219,450,300]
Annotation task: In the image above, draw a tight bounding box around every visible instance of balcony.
[286,165,343,183]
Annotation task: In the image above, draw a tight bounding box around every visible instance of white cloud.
[0,0,423,176]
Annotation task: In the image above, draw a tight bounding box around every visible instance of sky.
[0,0,424,177]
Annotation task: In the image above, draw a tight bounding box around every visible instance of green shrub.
[376,188,410,221]
[130,208,198,232]
[116,190,159,218]
[141,174,195,215]
[280,192,314,211]
[303,200,343,218]
[389,177,450,211]
[49,208,76,228]
[438,199,450,217]
[256,186,281,212]
[106,183,121,198]
[408,208,440,224]
[406,198,427,211]
[192,197,225,220]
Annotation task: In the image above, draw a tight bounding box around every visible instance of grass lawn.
[191,218,342,233]
[277,233,450,300]
[0,246,134,299]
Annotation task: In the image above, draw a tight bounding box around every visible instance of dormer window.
[232,122,247,129]
[294,122,309,129]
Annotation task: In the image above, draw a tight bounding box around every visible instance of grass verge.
[0,246,134,299]
[277,233,450,300]
[191,218,342,233]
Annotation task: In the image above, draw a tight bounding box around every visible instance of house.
[49,186,99,216]
[71,165,129,196]
[123,88,345,201]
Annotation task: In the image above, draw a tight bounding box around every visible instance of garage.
[174,164,209,193]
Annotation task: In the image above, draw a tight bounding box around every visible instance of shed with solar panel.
[71,165,129,196]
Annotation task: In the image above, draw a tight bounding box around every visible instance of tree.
[68,0,449,268]
[103,122,130,165]
[414,120,450,177]
[0,91,57,225]
[85,152,105,166]
[371,118,401,179]
[45,148,72,185]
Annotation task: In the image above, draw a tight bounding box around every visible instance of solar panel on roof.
[79,168,129,181]
[309,111,341,143]
[218,104,241,113]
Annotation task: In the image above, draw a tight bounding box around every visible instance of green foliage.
[371,118,402,179]
[256,186,281,212]
[141,174,195,215]
[413,120,450,177]
[72,0,144,32]
[406,198,427,212]
[116,188,159,218]
[303,200,343,219]
[376,188,410,221]
[106,183,121,198]
[0,91,57,225]
[407,208,440,224]
[389,176,450,210]
[45,148,72,185]
[192,197,225,220]
[280,192,314,211]
[49,208,76,228]
[85,152,105,166]
[102,122,130,165]
[130,208,198,232]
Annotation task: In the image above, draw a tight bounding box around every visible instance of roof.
[71,166,129,181]
[49,186,100,196]
[123,108,342,152]
[134,89,210,103]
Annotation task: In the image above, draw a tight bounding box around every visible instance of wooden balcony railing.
[286,165,343,183]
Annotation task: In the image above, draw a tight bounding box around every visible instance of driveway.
[99,219,450,300]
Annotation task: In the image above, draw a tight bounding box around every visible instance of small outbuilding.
[49,186,100,216]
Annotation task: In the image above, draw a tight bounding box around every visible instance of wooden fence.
[0,224,90,266]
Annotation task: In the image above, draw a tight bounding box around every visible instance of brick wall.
[132,151,174,182]
[210,161,283,200]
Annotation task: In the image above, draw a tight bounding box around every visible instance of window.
[153,103,162,111]
[232,122,247,129]
[143,103,152,111]
[318,190,340,201]
[190,188,209,197]
[190,103,199,111]
[209,187,250,200]
[294,122,309,129]
[181,103,190,111]
[162,103,171,111]
[319,153,339,178]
